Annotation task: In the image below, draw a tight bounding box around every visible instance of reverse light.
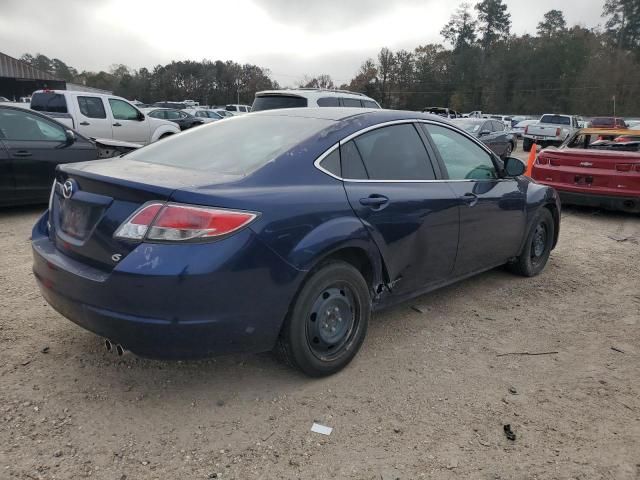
[114,203,258,242]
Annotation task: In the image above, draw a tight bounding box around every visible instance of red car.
[589,117,628,129]
[531,128,640,213]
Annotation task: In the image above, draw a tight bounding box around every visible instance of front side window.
[492,121,505,132]
[109,99,140,120]
[0,109,66,142]
[77,96,106,119]
[351,124,436,180]
[425,124,497,180]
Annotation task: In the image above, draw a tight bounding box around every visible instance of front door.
[423,123,527,276]
[108,98,150,144]
[340,123,460,294]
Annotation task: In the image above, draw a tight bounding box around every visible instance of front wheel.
[508,209,555,277]
[276,261,371,376]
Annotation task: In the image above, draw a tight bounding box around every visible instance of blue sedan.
[31,108,560,376]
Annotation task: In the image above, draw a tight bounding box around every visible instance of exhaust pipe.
[104,339,126,356]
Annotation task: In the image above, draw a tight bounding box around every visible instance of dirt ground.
[1,191,639,479]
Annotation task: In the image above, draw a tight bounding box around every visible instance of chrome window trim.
[313,118,506,183]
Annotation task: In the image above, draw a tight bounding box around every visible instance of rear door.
[74,95,113,139]
[0,108,97,203]
[341,122,460,294]
[108,98,150,143]
[423,123,526,276]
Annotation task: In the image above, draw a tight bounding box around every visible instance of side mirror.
[64,129,76,145]
[137,112,145,121]
[504,157,526,177]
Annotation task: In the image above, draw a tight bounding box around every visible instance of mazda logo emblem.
[62,180,75,199]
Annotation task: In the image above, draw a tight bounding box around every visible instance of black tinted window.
[540,115,570,125]
[317,97,340,107]
[31,93,67,113]
[77,96,106,119]
[341,98,363,108]
[354,124,435,180]
[252,95,307,111]
[362,100,380,109]
[341,141,368,179]
[319,149,341,176]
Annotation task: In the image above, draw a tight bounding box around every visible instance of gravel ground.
[1,189,639,479]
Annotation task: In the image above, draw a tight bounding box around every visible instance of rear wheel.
[276,261,370,377]
[508,209,555,277]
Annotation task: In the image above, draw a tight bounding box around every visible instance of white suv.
[251,89,381,112]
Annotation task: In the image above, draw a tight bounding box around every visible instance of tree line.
[20,0,640,115]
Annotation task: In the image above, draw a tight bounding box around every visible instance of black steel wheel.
[276,261,370,376]
[508,208,555,277]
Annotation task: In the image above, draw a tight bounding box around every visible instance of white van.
[251,89,381,112]
[31,90,180,144]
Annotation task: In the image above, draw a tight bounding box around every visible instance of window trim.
[314,119,505,183]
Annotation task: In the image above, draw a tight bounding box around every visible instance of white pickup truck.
[522,114,580,152]
[30,90,180,145]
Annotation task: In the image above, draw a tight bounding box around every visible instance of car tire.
[275,261,371,377]
[522,139,532,152]
[508,208,555,277]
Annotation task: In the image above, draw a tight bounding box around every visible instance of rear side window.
[77,96,106,119]
[252,95,308,111]
[362,100,380,109]
[341,141,368,179]
[226,105,237,112]
[318,149,341,176]
[31,93,67,113]
[149,110,166,119]
[109,99,140,120]
[352,124,436,180]
[341,98,363,108]
[317,97,340,107]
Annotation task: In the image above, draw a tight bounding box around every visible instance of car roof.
[453,118,485,123]
[256,88,376,101]
[250,107,450,123]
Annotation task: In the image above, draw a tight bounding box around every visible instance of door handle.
[462,192,479,207]
[113,122,122,127]
[13,151,32,157]
[79,121,90,126]
[359,195,389,209]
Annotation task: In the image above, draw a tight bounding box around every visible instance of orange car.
[531,129,640,213]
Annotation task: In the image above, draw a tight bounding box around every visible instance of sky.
[0,0,606,86]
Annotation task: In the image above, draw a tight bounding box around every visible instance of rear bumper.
[558,191,640,213]
[32,213,304,359]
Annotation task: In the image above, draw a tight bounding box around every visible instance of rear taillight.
[114,203,258,242]
[616,163,633,172]
[537,156,549,165]
[524,126,529,135]
[555,128,561,136]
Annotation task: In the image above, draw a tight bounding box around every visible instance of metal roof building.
[0,51,66,100]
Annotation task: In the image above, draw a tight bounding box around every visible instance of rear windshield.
[252,95,308,112]
[127,114,333,176]
[31,93,67,113]
[591,117,615,126]
[540,115,570,125]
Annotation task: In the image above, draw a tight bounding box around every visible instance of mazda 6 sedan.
[32,108,561,376]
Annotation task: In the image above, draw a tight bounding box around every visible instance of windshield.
[453,120,482,133]
[126,114,334,176]
[540,115,570,125]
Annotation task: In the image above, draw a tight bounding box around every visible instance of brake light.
[114,203,258,242]
[635,164,640,172]
[616,164,633,172]
[537,156,549,165]
[524,126,529,135]
[556,128,561,136]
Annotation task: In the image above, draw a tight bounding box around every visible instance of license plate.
[60,201,90,239]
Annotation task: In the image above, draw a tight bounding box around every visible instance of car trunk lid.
[50,158,241,271]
